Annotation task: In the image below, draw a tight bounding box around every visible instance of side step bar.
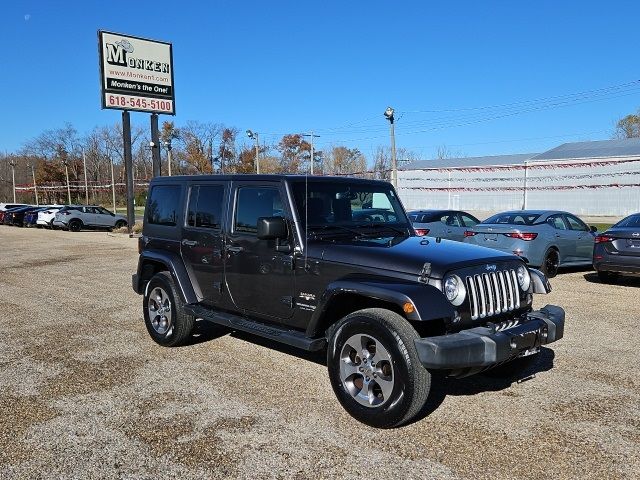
[185,304,327,351]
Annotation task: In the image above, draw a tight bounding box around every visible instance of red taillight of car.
[464,230,477,237]
[595,235,614,244]
[504,232,538,241]
[414,228,430,236]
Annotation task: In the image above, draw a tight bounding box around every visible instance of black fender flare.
[529,268,551,294]
[134,249,202,304]
[306,279,455,337]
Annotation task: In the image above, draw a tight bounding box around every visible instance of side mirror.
[257,216,287,240]
[590,225,597,233]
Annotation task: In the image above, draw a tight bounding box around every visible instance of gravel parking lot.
[0,227,638,479]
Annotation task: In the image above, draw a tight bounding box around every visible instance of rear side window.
[147,185,181,226]
[483,213,540,225]
[235,187,283,234]
[187,185,224,229]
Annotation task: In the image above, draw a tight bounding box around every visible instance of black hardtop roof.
[149,174,392,187]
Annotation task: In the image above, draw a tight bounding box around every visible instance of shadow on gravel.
[583,272,640,287]
[187,320,559,424]
[409,347,556,425]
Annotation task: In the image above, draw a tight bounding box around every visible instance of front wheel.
[114,220,127,230]
[327,308,431,428]
[540,248,559,278]
[143,272,195,347]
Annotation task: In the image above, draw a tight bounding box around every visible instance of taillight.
[504,232,538,241]
[595,235,613,244]
[415,228,430,236]
[464,230,477,237]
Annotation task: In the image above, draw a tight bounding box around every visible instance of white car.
[37,206,64,228]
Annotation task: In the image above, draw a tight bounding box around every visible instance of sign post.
[98,30,175,233]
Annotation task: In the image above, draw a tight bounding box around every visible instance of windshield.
[482,212,541,226]
[291,180,410,233]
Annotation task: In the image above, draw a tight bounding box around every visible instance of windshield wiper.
[308,224,363,239]
[354,223,408,236]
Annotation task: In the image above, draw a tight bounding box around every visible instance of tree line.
[0,121,415,206]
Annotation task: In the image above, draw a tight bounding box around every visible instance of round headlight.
[443,275,466,306]
[516,265,531,291]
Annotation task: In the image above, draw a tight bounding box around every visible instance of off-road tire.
[68,219,82,232]
[143,271,195,347]
[327,308,431,428]
[540,248,559,278]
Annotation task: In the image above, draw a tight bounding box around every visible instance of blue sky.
[2,1,640,162]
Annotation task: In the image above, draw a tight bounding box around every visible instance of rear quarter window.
[147,185,181,226]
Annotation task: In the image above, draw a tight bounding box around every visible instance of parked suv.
[133,175,565,428]
[53,205,127,232]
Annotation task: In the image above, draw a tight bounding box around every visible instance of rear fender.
[136,249,202,303]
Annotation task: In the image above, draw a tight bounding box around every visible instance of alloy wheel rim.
[339,333,395,408]
[547,251,559,275]
[147,287,173,336]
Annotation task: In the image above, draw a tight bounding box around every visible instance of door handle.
[181,239,198,247]
[226,246,243,253]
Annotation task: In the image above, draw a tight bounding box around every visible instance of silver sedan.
[408,210,480,242]
[463,210,596,277]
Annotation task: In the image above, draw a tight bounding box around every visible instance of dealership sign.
[98,31,175,114]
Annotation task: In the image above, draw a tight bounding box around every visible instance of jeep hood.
[314,235,520,278]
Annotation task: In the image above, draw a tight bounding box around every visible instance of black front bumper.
[415,305,565,369]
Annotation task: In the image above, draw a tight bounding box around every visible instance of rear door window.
[460,213,479,227]
[187,185,224,229]
[547,215,567,230]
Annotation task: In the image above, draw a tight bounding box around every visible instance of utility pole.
[9,159,16,203]
[302,132,321,175]
[62,159,71,204]
[384,107,398,189]
[30,163,39,206]
[246,130,260,174]
[82,148,89,205]
[9,160,16,203]
[522,161,529,210]
[110,157,117,213]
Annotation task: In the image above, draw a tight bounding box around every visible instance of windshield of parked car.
[291,180,410,235]
[614,214,640,228]
[482,212,541,225]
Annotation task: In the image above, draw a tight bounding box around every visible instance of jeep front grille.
[466,269,520,320]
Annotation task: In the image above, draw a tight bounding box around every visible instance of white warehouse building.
[397,138,640,217]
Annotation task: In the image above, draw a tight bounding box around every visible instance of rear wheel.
[540,248,559,278]
[143,272,195,347]
[327,308,431,428]
[68,219,82,232]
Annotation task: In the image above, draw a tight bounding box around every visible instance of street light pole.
[302,132,321,175]
[384,107,398,189]
[522,160,529,210]
[110,158,117,213]
[30,163,39,206]
[246,130,260,174]
[9,160,16,203]
[164,140,173,176]
[62,159,71,204]
[82,148,89,205]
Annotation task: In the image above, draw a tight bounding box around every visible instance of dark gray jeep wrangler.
[133,175,564,428]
